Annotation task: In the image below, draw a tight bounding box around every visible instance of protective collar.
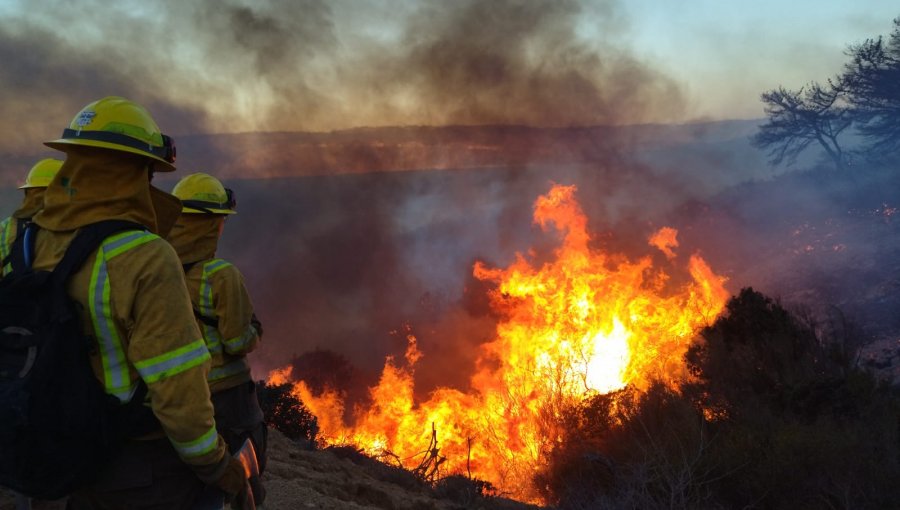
[34,146,180,236]
[12,188,46,220]
[166,214,222,265]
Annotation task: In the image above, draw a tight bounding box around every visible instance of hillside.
[0,429,541,510]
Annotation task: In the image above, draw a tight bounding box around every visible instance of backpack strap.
[52,220,148,282]
[7,220,148,279]
[119,373,160,438]
[7,221,36,274]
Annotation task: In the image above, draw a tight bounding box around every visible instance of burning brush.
[268,184,729,503]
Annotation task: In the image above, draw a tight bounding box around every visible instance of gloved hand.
[215,456,249,502]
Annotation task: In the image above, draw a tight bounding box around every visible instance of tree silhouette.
[841,17,900,156]
[752,82,852,171]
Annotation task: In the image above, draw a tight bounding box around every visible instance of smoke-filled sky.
[0,0,896,141]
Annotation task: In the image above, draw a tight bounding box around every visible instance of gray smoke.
[0,0,685,183]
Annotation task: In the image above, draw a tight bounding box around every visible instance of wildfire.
[270,184,729,502]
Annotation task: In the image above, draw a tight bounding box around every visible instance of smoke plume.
[0,0,685,182]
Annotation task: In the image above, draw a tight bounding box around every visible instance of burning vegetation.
[266,184,730,503]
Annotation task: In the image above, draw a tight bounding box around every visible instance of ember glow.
[270,184,729,502]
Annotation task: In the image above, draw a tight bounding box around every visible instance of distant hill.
[168,119,768,182]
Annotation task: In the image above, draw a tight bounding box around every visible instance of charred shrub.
[434,475,496,506]
[536,385,718,510]
[534,390,621,506]
[257,381,319,445]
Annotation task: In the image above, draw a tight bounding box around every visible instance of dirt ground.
[1,430,541,510]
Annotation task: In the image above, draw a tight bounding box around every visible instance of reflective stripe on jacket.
[186,258,260,394]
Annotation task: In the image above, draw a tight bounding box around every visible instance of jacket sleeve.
[121,239,228,470]
[212,264,261,356]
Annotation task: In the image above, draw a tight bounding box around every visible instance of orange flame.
[273,184,728,502]
[649,226,679,260]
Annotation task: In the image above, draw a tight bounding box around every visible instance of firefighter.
[0,158,63,276]
[30,97,246,509]
[167,172,267,505]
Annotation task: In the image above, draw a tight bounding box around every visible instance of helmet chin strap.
[180,200,218,215]
[224,188,237,211]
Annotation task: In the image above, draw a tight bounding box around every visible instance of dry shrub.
[257,381,319,445]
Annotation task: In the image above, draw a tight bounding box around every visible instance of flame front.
[272,184,728,502]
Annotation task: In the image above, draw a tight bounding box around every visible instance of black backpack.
[0,220,158,499]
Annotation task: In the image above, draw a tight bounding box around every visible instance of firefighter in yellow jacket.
[0,158,62,276]
[167,172,267,504]
[30,97,246,509]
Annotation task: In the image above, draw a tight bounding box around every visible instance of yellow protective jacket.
[167,215,261,394]
[30,148,228,474]
[0,187,46,275]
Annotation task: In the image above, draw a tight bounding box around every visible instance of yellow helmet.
[19,158,63,189]
[45,96,176,171]
[171,173,237,215]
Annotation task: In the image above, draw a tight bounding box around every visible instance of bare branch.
[752,82,851,171]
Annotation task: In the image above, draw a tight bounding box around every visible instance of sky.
[618,0,898,120]
[0,0,896,139]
